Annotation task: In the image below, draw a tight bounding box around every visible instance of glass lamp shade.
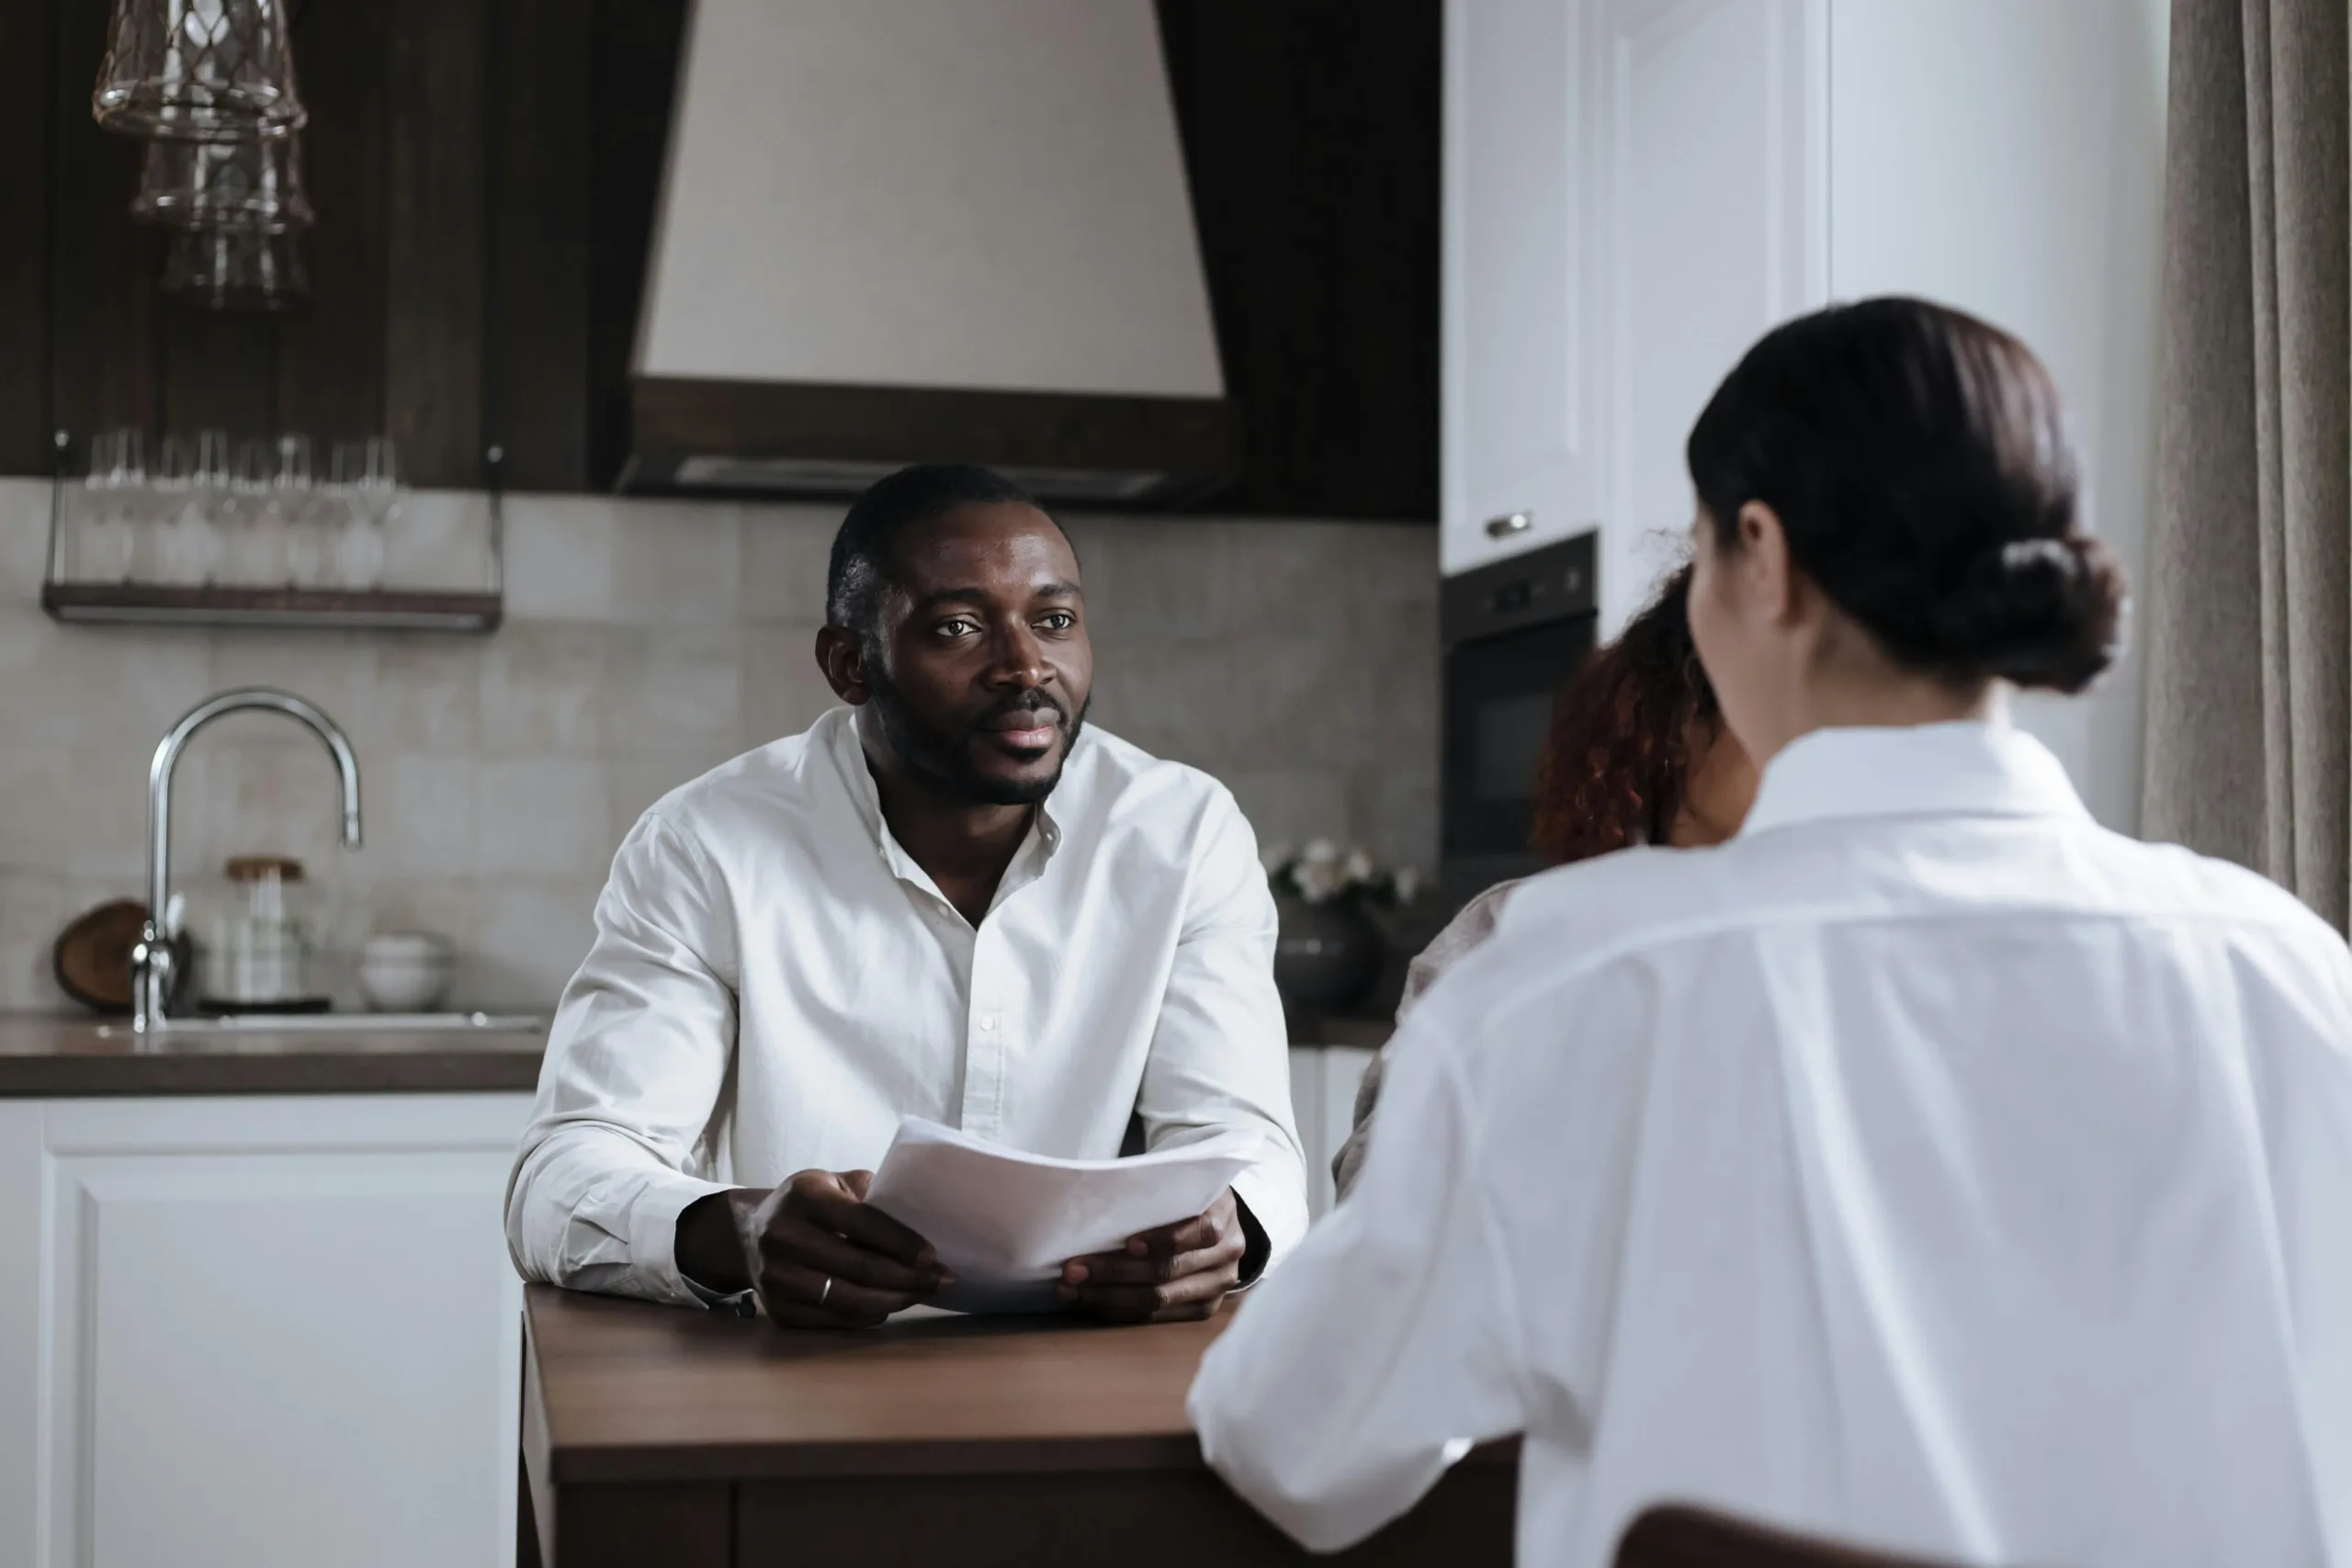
[160,222,310,311]
[132,134,312,231]
[93,0,306,142]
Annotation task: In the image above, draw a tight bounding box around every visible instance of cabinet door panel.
[0,1095,530,1568]
[1597,0,1826,628]
[1442,0,1601,575]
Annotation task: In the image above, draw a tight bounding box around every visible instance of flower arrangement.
[1262,840,1422,908]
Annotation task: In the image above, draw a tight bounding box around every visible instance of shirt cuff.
[625,1168,738,1310]
[1226,1147,1308,1277]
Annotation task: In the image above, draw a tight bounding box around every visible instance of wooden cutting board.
[51,899,189,1015]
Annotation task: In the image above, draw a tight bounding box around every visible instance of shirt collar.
[820,706,1069,884]
[1736,720,2089,840]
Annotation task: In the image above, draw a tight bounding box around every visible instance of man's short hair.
[824,463,1042,637]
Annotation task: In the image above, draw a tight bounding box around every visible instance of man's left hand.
[1057,1188,1246,1324]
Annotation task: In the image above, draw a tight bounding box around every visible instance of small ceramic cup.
[358,931,456,1013]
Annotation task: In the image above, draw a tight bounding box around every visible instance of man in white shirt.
[507,463,1306,1326]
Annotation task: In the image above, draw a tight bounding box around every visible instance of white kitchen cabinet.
[1442,0,1824,626]
[1443,0,2165,823]
[0,1093,532,1568]
[1590,0,1826,631]
[1287,1044,1378,1221]
[1440,0,1605,579]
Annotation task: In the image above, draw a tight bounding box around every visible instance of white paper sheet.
[864,1116,1253,1314]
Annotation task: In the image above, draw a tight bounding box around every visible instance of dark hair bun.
[1928,534,2125,694]
[1687,298,2135,696]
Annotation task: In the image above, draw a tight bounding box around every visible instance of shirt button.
[979,1014,999,1032]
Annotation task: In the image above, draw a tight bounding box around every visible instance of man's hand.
[1056,1188,1245,1325]
[681,1170,951,1328]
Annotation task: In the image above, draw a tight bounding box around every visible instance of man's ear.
[815,626,871,705]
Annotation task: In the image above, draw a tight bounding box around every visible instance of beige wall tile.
[0,868,75,1012]
[371,754,479,878]
[0,479,53,601]
[605,626,742,757]
[740,504,842,623]
[475,757,615,876]
[505,495,616,623]
[1217,768,1356,863]
[737,624,842,751]
[607,499,742,626]
[383,489,496,592]
[469,876,604,1009]
[479,624,608,757]
[1059,516,1225,642]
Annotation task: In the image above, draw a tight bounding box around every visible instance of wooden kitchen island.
[521,1284,1515,1566]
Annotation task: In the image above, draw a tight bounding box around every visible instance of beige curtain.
[2143,0,2350,929]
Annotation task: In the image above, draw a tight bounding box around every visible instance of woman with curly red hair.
[1330,562,1757,1198]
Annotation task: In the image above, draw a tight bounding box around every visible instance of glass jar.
[196,856,324,1011]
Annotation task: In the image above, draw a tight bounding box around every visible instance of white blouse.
[507,705,1308,1307]
[1191,722,2352,1567]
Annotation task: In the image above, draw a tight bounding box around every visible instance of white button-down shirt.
[507,705,1308,1307]
[1192,722,2352,1567]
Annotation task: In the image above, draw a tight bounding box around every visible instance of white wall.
[1826,0,2171,831]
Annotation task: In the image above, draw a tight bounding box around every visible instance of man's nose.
[987,622,1052,689]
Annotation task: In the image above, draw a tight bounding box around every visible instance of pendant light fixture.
[92,0,306,143]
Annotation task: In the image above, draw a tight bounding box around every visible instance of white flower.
[1342,847,1376,886]
[1393,866,1422,904]
[1301,838,1341,866]
[1295,858,1348,904]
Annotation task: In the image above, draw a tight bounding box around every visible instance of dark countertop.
[0,1014,548,1097]
[0,1010,1373,1100]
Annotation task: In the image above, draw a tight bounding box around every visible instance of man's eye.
[937,617,977,638]
[1040,612,1076,632]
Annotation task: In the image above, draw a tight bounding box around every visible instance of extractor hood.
[621,0,1237,506]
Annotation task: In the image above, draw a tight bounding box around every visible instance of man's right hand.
[676,1169,951,1328]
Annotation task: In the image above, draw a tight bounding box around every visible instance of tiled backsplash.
[0,479,1437,1011]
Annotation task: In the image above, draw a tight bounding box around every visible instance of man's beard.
[865,663,1090,807]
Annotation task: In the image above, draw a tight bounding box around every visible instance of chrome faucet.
[131,688,363,1035]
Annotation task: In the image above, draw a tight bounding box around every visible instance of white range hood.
[624,0,1237,504]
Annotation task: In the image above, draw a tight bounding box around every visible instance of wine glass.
[224,438,275,585]
[335,436,400,590]
[150,434,204,585]
[74,429,143,583]
[273,433,319,587]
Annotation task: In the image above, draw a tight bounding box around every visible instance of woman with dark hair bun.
[1195,298,2352,1568]
[1330,563,1756,1199]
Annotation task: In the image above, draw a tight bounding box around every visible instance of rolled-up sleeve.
[504,810,742,1307]
[1133,786,1310,1271]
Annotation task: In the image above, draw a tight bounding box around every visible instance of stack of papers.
[865,1116,1252,1314]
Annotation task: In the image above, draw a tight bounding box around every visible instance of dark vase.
[1272,894,1384,1016]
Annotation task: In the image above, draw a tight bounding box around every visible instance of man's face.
[839,502,1093,806]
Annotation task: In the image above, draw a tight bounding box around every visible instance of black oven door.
[1439,534,1600,896]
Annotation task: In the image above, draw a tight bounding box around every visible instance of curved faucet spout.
[135,688,365,1035]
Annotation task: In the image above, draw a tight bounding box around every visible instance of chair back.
[1615,1504,1983,1568]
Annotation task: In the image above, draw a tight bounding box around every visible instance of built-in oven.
[1439,532,1599,897]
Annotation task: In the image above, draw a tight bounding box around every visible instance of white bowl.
[359,933,456,1012]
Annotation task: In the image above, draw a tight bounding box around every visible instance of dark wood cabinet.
[15,0,586,491]
[6,0,1435,518]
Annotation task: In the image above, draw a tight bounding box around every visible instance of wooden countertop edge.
[541,1432,1520,1487]
[0,1052,545,1098]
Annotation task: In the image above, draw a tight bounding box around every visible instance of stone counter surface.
[0,1013,548,1097]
